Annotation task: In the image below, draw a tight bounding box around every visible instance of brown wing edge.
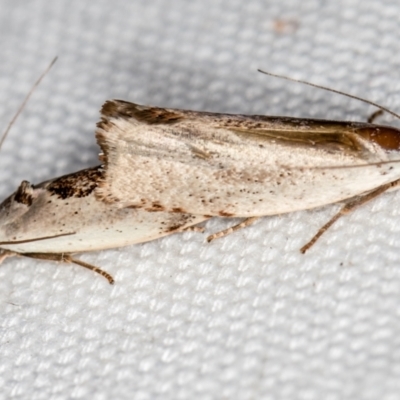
[100,99,184,125]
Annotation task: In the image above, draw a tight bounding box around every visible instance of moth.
[1,71,400,284]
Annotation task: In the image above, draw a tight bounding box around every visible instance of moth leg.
[68,256,115,285]
[0,249,18,264]
[21,252,114,284]
[207,217,260,242]
[301,179,400,253]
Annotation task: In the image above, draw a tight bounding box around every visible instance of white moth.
[2,73,400,283]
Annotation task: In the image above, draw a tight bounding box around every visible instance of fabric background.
[1,1,400,399]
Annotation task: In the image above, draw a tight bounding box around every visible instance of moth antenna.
[257,69,400,122]
[0,56,58,151]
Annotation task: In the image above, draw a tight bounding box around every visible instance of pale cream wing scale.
[96,100,400,217]
[0,167,209,254]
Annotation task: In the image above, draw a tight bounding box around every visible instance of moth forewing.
[96,100,400,218]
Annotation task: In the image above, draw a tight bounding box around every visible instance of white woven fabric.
[1,1,400,399]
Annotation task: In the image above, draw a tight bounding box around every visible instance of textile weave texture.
[1,1,400,399]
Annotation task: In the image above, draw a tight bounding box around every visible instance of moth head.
[0,180,39,227]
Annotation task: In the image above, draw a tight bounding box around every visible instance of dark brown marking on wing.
[14,181,34,206]
[98,192,120,204]
[145,202,166,212]
[163,214,199,233]
[172,207,186,213]
[165,224,185,233]
[219,211,235,217]
[126,204,142,209]
[45,166,104,199]
[100,100,183,125]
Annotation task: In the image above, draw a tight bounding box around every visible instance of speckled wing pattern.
[95,100,400,217]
